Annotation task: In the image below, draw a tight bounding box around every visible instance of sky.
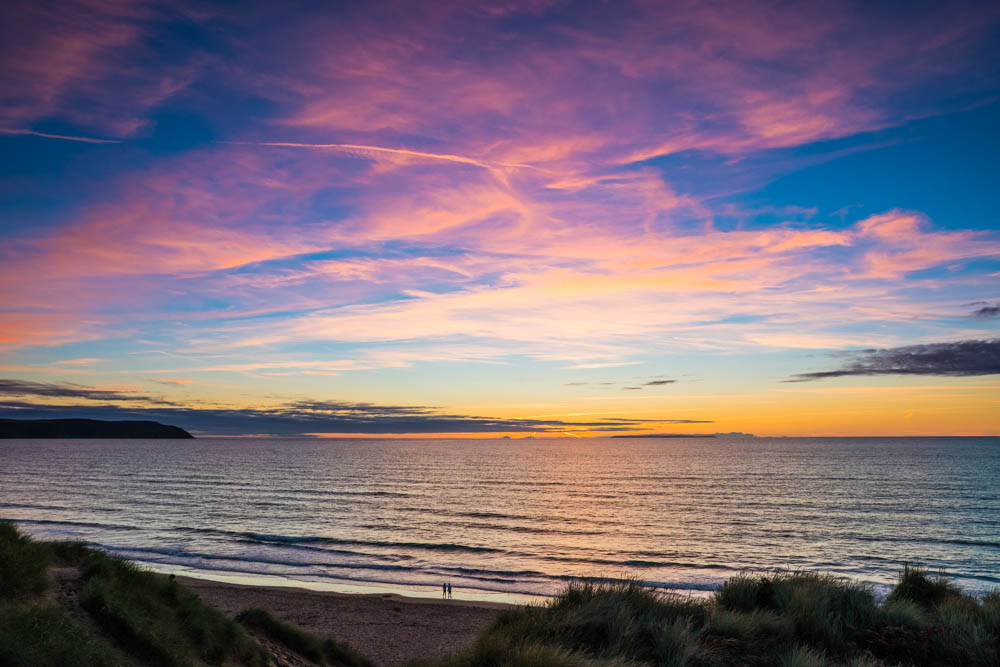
[1,0,999,437]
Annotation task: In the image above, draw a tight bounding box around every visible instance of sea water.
[2,437,997,603]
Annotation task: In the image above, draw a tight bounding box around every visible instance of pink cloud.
[251,0,998,171]
[0,0,207,136]
[53,358,105,366]
[194,210,996,363]
[2,1,999,365]
[852,211,999,279]
[3,120,998,357]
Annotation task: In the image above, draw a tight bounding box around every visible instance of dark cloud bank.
[0,380,712,436]
[970,304,999,318]
[0,379,175,404]
[788,339,1000,381]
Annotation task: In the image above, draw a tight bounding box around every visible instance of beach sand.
[177,576,510,666]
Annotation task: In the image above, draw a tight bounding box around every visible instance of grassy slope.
[410,573,1000,667]
[0,523,369,666]
[4,522,998,667]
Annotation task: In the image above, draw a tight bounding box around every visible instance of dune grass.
[78,552,271,667]
[885,564,963,608]
[0,522,271,666]
[411,571,1000,667]
[0,520,51,598]
[237,607,373,667]
[0,522,125,666]
[4,521,999,667]
[0,602,129,667]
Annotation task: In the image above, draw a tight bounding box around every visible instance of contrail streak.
[0,128,122,144]
[221,140,541,171]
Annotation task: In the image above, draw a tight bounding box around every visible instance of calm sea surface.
[2,437,998,602]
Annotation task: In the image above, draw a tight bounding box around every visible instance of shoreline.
[173,573,521,611]
[175,574,512,666]
[5,521,998,667]
[142,561,544,606]
[138,559,720,603]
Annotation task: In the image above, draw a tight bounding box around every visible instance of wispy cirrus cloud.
[6,0,994,153]
[0,0,206,136]
[52,358,105,366]
[1,0,998,436]
[3,162,998,361]
[269,1,997,165]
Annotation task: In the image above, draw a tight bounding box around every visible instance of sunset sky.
[1,0,999,436]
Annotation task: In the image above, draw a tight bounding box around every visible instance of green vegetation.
[237,607,374,667]
[411,572,1000,667]
[0,521,375,666]
[0,520,51,598]
[885,564,963,608]
[78,553,269,667]
[4,522,999,667]
[0,603,129,667]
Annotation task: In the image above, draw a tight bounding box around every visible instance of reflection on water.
[2,437,998,599]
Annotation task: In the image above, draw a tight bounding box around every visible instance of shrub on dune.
[714,573,774,612]
[930,595,999,665]
[879,599,930,629]
[886,565,962,609]
[770,574,879,654]
[715,572,879,655]
[652,617,702,667]
[705,607,794,642]
[540,580,706,663]
[981,589,1000,634]
[777,644,827,667]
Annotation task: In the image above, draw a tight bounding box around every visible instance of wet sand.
[177,576,512,666]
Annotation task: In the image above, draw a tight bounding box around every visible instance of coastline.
[5,521,998,667]
[175,575,513,666]
[136,560,546,605]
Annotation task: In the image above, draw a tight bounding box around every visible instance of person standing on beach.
[447,583,452,598]
[442,582,447,598]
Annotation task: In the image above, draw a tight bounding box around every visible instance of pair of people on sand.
[441,582,452,598]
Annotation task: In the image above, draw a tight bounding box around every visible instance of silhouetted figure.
[442,582,447,598]
[447,582,452,598]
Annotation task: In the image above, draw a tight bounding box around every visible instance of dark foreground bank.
[2,523,998,667]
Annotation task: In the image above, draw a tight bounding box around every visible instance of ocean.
[2,436,998,603]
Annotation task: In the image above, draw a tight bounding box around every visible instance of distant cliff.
[0,418,194,439]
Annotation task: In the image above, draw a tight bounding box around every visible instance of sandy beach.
[177,576,511,666]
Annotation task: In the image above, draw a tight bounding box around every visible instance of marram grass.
[410,571,1000,667]
[79,553,270,667]
[3,522,999,667]
[0,521,377,666]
